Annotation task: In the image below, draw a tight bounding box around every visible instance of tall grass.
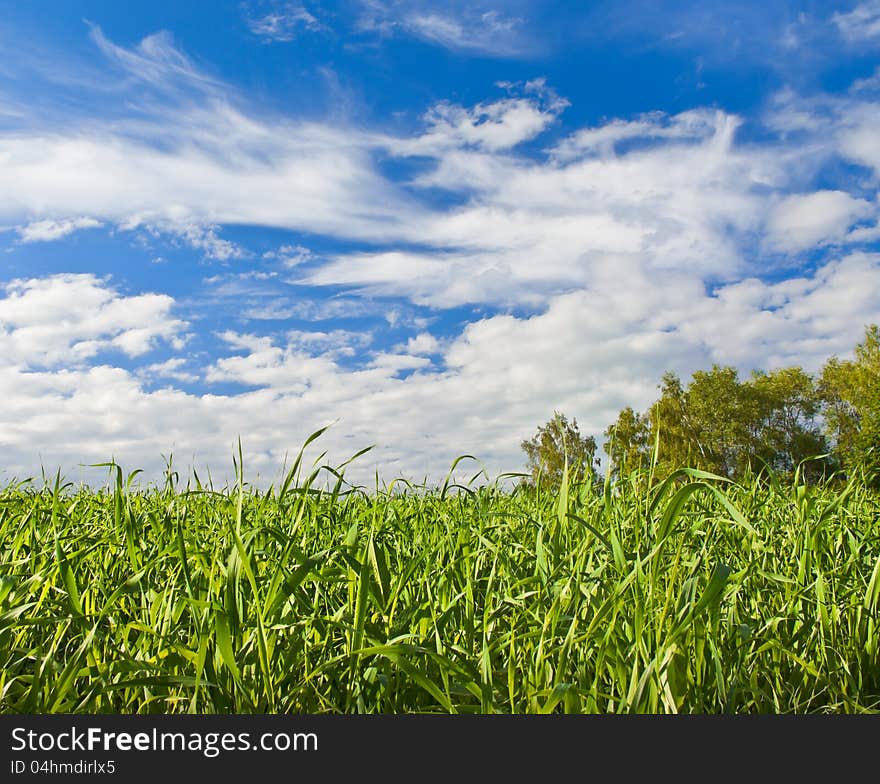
[1,440,878,713]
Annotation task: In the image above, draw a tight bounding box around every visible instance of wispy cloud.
[127,219,248,261]
[402,9,524,55]
[245,2,322,42]
[833,1,880,42]
[576,1,840,79]
[394,87,567,155]
[0,29,421,255]
[356,1,531,57]
[5,28,879,311]
[262,244,314,267]
[306,107,772,307]
[88,24,223,92]
[16,216,102,243]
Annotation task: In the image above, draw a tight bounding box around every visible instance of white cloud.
[304,108,772,307]
[368,352,431,373]
[766,190,874,252]
[3,255,878,487]
[263,244,314,266]
[138,357,199,383]
[551,109,726,161]
[88,26,223,93]
[0,31,423,250]
[0,122,415,246]
[851,66,880,92]
[848,220,880,243]
[8,29,876,316]
[149,220,247,261]
[673,253,880,369]
[838,104,880,176]
[833,1,880,42]
[395,93,567,155]
[767,87,880,180]
[403,9,524,56]
[16,216,102,243]
[287,328,372,355]
[403,332,440,355]
[356,2,529,57]
[204,330,341,392]
[247,4,321,42]
[0,274,186,368]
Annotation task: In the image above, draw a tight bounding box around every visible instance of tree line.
[521,324,880,487]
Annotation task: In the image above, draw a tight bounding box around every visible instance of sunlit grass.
[1,435,878,714]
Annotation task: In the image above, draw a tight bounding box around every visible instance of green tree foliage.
[566,325,879,486]
[820,324,880,483]
[648,372,695,476]
[604,365,830,481]
[603,406,649,479]
[521,411,599,487]
[749,367,828,479]
[685,365,754,476]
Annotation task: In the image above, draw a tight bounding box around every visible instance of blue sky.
[1,0,879,486]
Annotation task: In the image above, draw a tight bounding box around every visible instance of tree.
[647,372,696,477]
[603,372,701,481]
[820,324,880,483]
[521,411,599,488]
[685,365,753,476]
[596,324,879,486]
[603,406,650,480]
[604,364,831,482]
[748,366,829,480]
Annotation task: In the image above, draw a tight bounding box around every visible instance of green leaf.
[214,609,240,681]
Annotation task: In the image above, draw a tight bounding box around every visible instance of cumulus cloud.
[204,331,333,392]
[402,332,441,355]
[673,252,880,369]
[138,357,200,384]
[766,190,874,252]
[0,274,186,368]
[2,254,878,487]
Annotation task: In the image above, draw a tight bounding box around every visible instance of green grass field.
[1,441,879,714]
